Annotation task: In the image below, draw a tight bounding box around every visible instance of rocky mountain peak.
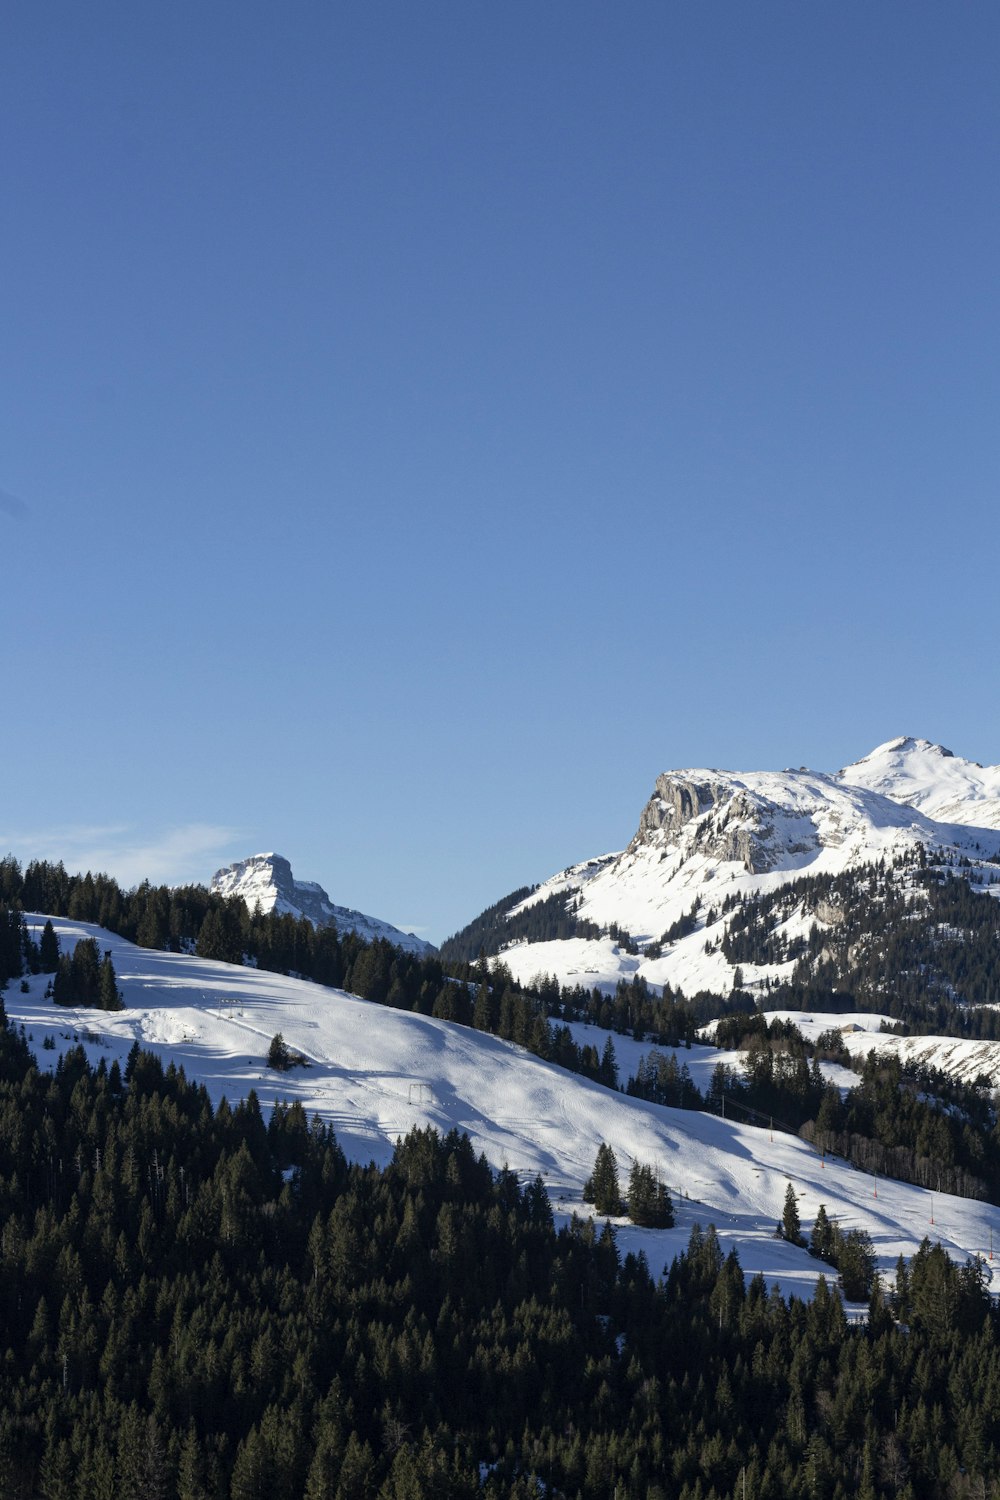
[211,853,435,956]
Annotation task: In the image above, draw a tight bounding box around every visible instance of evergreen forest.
[3,1000,1000,1499]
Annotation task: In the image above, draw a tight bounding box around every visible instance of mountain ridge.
[211,851,435,956]
[443,738,1000,999]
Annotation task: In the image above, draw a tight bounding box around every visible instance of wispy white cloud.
[0,822,243,889]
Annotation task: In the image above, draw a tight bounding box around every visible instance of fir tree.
[627,1161,674,1227]
[837,1227,877,1301]
[99,954,123,1011]
[267,1033,290,1070]
[39,919,60,974]
[810,1204,836,1262]
[583,1142,623,1215]
[781,1182,804,1245]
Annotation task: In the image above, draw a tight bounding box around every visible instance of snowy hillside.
[454,738,1000,998]
[566,1020,861,1099]
[763,1010,1000,1090]
[8,915,1000,1303]
[212,852,434,956]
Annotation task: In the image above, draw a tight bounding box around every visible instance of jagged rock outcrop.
[635,775,720,838]
[633,776,796,874]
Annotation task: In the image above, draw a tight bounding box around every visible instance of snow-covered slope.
[9,915,1000,1302]
[838,737,1000,830]
[566,1021,861,1099]
[481,739,1000,996]
[763,1010,1000,1089]
[212,852,434,956]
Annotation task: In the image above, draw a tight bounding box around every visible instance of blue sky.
[3,2,999,942]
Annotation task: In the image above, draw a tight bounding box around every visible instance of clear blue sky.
[3,2,998,942]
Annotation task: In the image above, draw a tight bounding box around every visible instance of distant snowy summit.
[837,736,1000,829]
[211,853,435,956]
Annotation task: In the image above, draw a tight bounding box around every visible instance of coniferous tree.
[99,954,123,1011]
[584,1142,623,1215]
[810,1204,836,1262]
[837,1227,877,1301]
[781,1182,804,1245]
[627,1162,674,1227]
[267,1033,291,1070]
[39,919,60,973]
[0,905,24,986]
[599,1036,618,1088]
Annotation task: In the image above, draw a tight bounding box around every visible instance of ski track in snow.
[11,915,1000,1306]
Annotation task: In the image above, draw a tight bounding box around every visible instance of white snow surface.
[10,916,1000,1304]
[212,852,434,956]
[761,1010,1000,1089]
[492,738,1000,996]
[838,737,1000,830]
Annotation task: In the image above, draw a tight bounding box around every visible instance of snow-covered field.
[763,1010,1000,1089]
[9,916,1000,1304]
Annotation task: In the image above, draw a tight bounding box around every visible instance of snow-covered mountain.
[211,852,435,956]
[838,736,1000,829]
[446,738,1000,998]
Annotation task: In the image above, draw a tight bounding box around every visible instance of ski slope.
[9,916,1000,1303]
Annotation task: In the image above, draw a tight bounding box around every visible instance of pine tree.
[73,937,101,1004]
[627,1162,674,1228]
[810,1204,835,1262]
[268,1033,290,1070]
[99,954,123,1011]
[472,982,494,1032]
[177,1425,208,1500]
[52,953,74,1006]
[39,919,60,974]
[230,1427,272,1500]
[781,1183,804,1245]
[39,1434,74,1500]
[584,1143,623,1215]
[837,1228,876,1301]
[335,1432,376,1499]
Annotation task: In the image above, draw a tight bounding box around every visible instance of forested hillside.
[726,859,1000,1023]
[2,997,1000,1498]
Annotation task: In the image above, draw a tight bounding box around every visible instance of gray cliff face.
[251,853,298,903]
[635,775,720,839]
[631,775,790,874]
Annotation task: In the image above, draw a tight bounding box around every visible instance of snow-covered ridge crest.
[629,763,964,875]
[211,852,435,956]
[837,736,1000,829]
